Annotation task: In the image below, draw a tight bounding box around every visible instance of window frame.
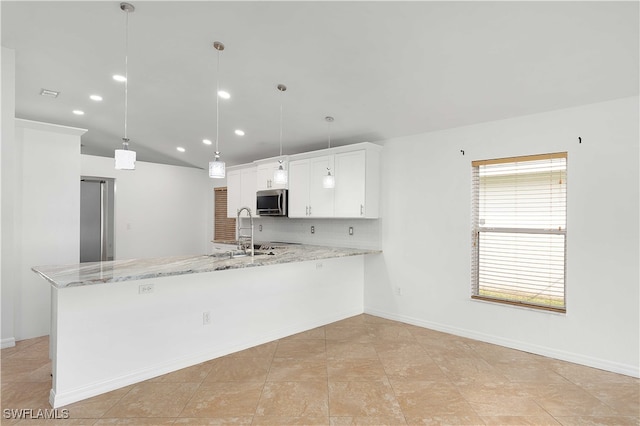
[471,152,568,313]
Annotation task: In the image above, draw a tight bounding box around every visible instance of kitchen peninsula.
[32,244,380,408]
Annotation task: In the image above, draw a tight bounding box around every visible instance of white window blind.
[471,152,567,312]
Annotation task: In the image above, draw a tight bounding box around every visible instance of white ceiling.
[2,1,638,169]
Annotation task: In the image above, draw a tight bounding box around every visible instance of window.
[471,152,567,312]
[214,187,236,242]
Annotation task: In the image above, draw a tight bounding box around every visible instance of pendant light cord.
[279,93,283,157]
[215,47,220,155]
[123,7,129,146]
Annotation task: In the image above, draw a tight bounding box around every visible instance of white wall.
[81,155,214,259]
[365,96,639,377]
[12,120,85,340]
[1,46,17,347]
[254,217,381,250]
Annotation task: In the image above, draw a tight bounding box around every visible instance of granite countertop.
[32,243,381,289]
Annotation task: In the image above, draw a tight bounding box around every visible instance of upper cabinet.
[227,164,257,218]
[288,143,381,219]
[256,160,288,191]
[225,143,381,220]
[289,155,335,218]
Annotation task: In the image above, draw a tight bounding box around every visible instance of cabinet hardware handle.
[360,204,364,216]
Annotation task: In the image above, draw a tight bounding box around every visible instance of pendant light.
[114,2,136,170]
[209,41,226,179]
[273,84,288,185]
[322,116,335,189]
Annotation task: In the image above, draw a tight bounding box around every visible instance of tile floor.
[1,314,638,425]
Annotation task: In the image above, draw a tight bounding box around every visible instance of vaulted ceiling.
[2,1,638,169]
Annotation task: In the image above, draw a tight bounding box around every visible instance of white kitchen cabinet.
[334,150,368,217]
[256,161,288,190]
[288,156,334,218]
[288,143,380,219]
[227,165,256,218]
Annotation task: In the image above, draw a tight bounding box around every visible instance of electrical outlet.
[203,311,211,325]
[316,262,323,269]
[311,226,315,234]
[394,287,402,296]
[349,226,354,235]
[138,284,154,294]
[259,224,263,232]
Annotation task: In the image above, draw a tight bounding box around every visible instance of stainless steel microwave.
[256,189,288,216]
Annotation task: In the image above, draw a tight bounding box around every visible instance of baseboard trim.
[364,307,639,378]
[51,308,362,408]
[1,337,16,349]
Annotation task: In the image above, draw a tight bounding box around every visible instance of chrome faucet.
[236,207,254,257]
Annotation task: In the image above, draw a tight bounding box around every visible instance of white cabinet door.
[288,159,309,218]
[309,155,334,217]
[334,150,366,217]
[239,167,257,217]
[227,166,256,218]
[256,162,288,190]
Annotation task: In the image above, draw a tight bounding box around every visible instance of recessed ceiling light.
[40,88,59,98]
[113,75,127,82]
[176,147,186,153]
[73,110,85,115]
[202,139,212,145]
[234,129,245,136]
[217,90,230,99]
[90,94,103,101]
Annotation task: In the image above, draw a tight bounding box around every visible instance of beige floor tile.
[173,417,253,425]
[467,396,549,417]
[389,380,476,417]
[378,356,448,381]
[373,341,427,359]
[582,383,640,416]
[431,356,509,385]
[274,339,326,360]
[204,357,271,383]
[555,416,640,426]
[12,419,98,425]
[325,327,375,344]
[285,327,327,340]
[252,415,330,425]
[255,381,329,417]
[481,415,561,425]
[533,385,618,417]
[103,382,198,418]
[405,415,486,425]
[326,342,379,360]
[229,341,278,358]
[94,419,176,425]
[1,357,52,382]
[328,381,403,418]
[1,381,52,409]
[180,382,263,417]
[366,324,415,342]
[330,415,408,425]
[327,358,387,381]
[148,362,213,384]
[62,385,133,418]
[455,382,537,401]
[552,362,640,386]
[267,358,328,382]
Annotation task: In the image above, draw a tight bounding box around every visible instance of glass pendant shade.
[273,162,288,185]
[323,170,335,189]
[115,148,136,170]
[209,154,226,178]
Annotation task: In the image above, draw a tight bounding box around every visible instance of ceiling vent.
[40,89,59,98]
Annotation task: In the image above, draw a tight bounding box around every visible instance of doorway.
[80,177,115,262]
